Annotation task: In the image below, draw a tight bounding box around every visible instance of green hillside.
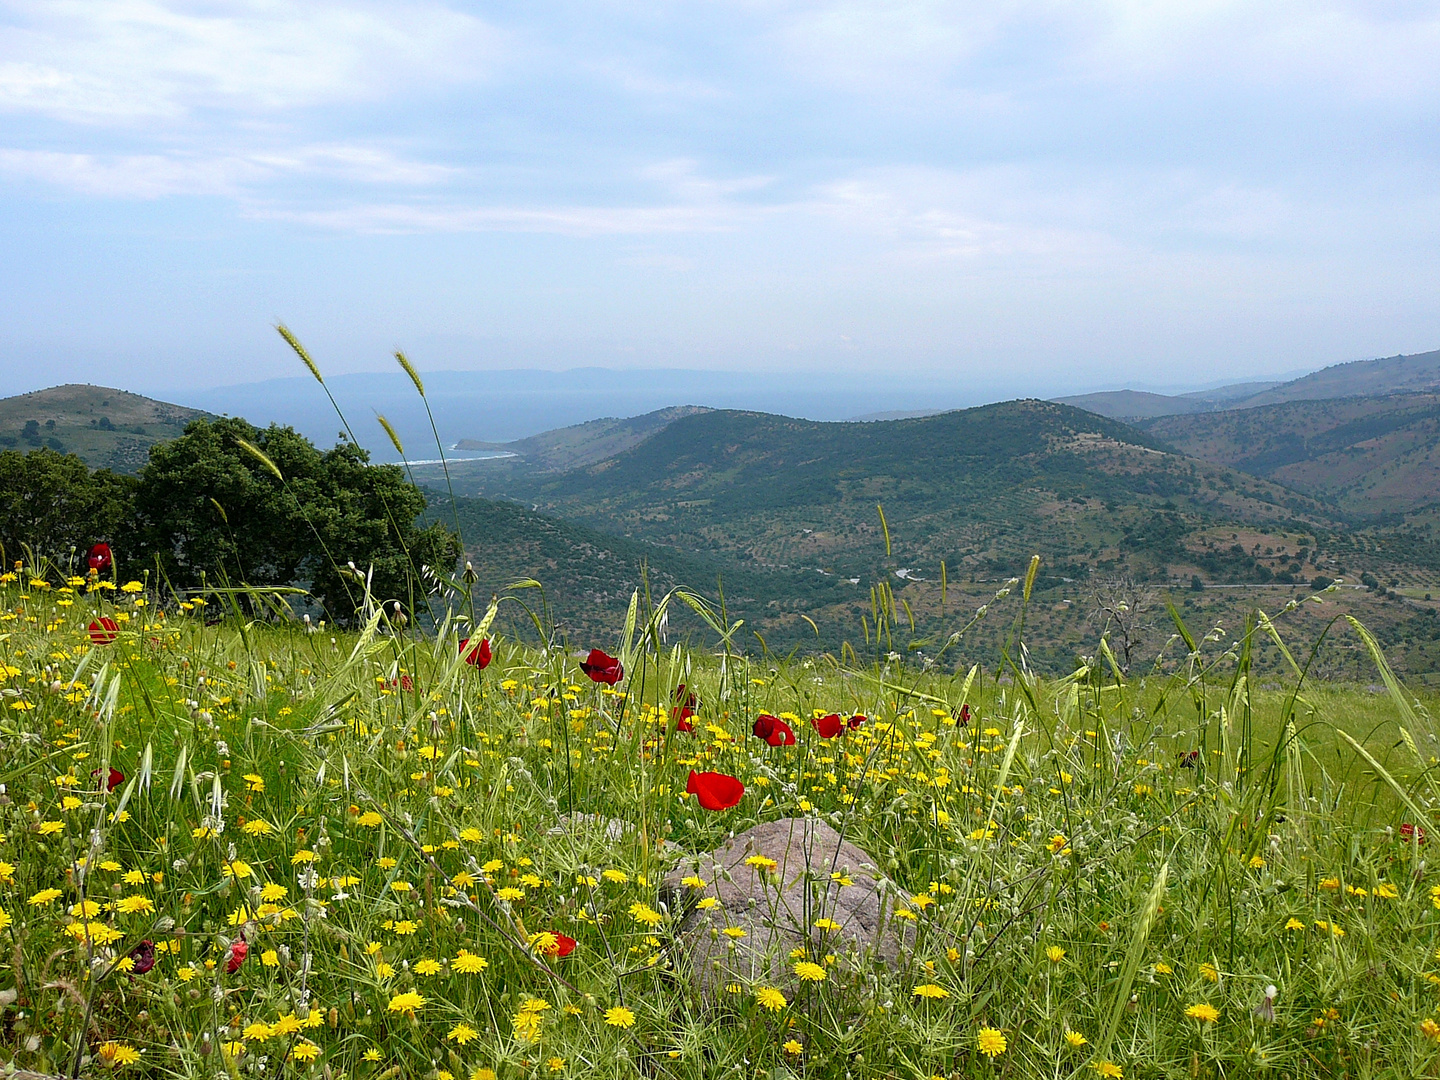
[447,405,710,475]
[469,400,1331,573]
[0,384,208,472]
[1142,392,1440,518]
[429,400,1440,677]
[1241,347,1440,406]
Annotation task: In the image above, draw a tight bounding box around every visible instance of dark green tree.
[131,418,459,619]
[0,448,137,568]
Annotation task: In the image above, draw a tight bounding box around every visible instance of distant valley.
[8,347,1440,679]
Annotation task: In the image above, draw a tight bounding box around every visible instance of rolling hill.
[1141,393,1440,518]
[449,406,711,475]
[0,384,208,472]
[464,401,1336,574]
[434,401,1440,677]
[1058,348,1440,420]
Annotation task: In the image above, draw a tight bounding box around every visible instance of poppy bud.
[812,713,843,739]
[87,543,113,574]
[686,770,744,811]
[226,940,248,974]
[579,648,623,685]
[127,940,156,975]
[88,617,120,645]
[460,637,492,669]
[753,714,795,746]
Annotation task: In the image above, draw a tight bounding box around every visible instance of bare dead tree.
[1087,575,1156,674]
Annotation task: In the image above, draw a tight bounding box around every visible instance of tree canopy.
[0,448,136,568]
[125,418,459,619]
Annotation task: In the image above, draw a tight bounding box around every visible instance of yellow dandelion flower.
[756,986,787,1011]
[1046,945,1066,964]
[387,991,424,1017]
[1091,1062,1122,1078]
[629,902,663,926]
[116,895,154,915]
[604,1006,636,1028]
[272,1014,303,1037]
[1185,1003,1219,1023]
[290,1043,320,1063]
[453,949,489,973]
[782,1040,804,1055]
[1065,1030,1088,1048]
[793,961,826,982]
[976,1028,1006,1058]
[448,1024,479,1045]
[913,983,949,999]
[97,1041,141,1067]
[27,888,62,906]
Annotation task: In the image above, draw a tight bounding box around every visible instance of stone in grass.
[663,818,912,995]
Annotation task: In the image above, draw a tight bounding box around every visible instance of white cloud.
[0,0,502,123]
[0,143,456,197]
[253,199,753,237]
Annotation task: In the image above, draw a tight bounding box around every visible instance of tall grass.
[0,550,1439,1079]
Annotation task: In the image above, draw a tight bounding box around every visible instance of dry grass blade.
[276,322,323,384]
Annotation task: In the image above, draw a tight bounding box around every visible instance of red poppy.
[752,713,795,747]
[813,713,843,739]
[674,683,700,710]
[1401,823,1427,844]
[538,932,577,959]
[460,637,492,669]
[1179,750,1199,768]
[396,674,414,692]
[687,770,744,811]
[579,648,623,685]
[92,767,124,792]
[847,714,867,730]
[127,939,156,975]
[226,940,248,974]
[954,703,971,726]
[87,542,112,573]
[88,617,119,645]
[672,707,695,733]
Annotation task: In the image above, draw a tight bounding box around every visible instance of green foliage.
[0,447,136,565]
[0,384,207,473]
[3,574,1440,1077]
[131,417,460,619]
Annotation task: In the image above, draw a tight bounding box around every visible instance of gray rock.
[663,818,911,994]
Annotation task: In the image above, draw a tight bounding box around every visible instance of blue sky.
[2,1,1438,399]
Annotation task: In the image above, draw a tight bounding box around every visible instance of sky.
[2,0,1439,402]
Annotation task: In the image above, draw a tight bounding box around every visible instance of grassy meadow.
[3,563,1440,1080]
